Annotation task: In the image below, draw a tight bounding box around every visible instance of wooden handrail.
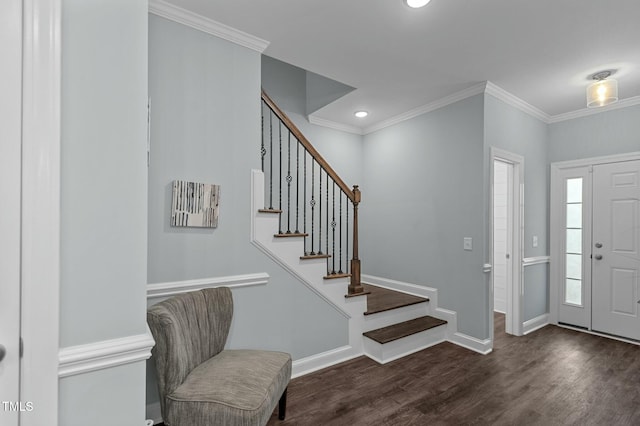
[261,89,356,203]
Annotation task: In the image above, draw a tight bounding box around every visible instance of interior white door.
[0,0,23,421]
[592,160,640,340]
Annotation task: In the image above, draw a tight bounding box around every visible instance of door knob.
[0,344,6,362]
[594,254,603,260]
[595,243,603,248]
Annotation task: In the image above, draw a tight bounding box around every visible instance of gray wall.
[261,55,364,193]
[59,0,149,424]
[548,105,640,163]
[147,15,348,409]
[361,95,489,339]
[484,95,549,321]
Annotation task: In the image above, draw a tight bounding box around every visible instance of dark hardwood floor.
[267,313,640,425]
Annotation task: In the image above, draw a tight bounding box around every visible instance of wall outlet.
[533,235,538,248]
[463,237,473,251]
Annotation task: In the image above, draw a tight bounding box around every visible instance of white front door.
[592,160,640,340]
[0,0,23,422]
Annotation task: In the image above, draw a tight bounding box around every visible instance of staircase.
[252,90,448,366]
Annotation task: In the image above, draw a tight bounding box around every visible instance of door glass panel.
[566,229,582,254]
[566,178,582,203]
[564,177,583,306]
[566,278,582,305]
[566,204,582,228]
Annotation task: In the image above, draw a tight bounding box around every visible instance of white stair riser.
[363,326,447,364]
[362,302,430,332]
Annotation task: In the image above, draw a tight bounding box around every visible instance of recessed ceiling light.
[404,0,431,8]
[354,111,368,118]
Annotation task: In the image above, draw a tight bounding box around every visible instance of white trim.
[291,345,361,378]
[449,333,493,355]
[147,272,269,299]
[20,0,61,424]
[485,82,550,123]
[308,115,364,135]
[522,256,550,266]
[148,0,269,53]
[364,331,446,364]
[363,82,487,134]
[551,151,640,170]
[58,330,155,378]
[491,148,525,338]
[549,96,640,123]
[483,263,492,273]
[523,313,550,335]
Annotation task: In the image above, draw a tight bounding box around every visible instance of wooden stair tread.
[363,284,429,315]
[258,208,282,214]
[363,316,447,344]
[324,273,351,280]
[274,232,308,238]
[301,254,331,259]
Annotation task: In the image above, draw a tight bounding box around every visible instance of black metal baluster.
[318,168,322,255]
[303,150,307,254]
[260,102,265,173]
[339,190,343,274]
[331,181,336,275]
[310,160,315,255]
[269,110,273,210]
[295,140,300,233]
[286,131,292,234]
[346,201,349,274]
[278,122,283,234]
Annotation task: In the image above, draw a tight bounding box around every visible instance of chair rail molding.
[58,329,155,378]
[522,256,550,267]
[147,272,269,299]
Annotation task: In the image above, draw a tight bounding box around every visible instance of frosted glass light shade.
[404,0,431,8]
[586,78,618,108]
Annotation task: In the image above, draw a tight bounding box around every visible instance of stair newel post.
[349,185,365,295]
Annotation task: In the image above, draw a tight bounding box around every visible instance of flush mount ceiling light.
[586,70,618,108]
[354,111,369,118]
[403,0,431,8]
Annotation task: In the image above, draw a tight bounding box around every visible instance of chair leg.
[278,387,288,420]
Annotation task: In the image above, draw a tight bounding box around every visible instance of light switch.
[533,235,538,248]
[464,237,472,251]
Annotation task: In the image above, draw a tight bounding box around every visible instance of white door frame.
[20,0,61,424]
[490,147,524,337]
[0,0,24,420]
[550,152,640,331]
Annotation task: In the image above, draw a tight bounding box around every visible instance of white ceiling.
[165,0,640,131]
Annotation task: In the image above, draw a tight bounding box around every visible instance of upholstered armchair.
[147,287,291,426]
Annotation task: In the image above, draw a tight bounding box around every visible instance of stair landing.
[363,284,428,315]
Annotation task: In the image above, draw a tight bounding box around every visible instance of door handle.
[0,344,6,362]
[594,254,603,260]
[595,242,603,248]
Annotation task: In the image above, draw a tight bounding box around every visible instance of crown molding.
[485,81,551,123]
[548,95,640,123]
[307,115,364,135]
[363,82,487,134]
[149,0,269,53]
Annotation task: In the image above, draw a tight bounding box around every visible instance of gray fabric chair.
[148,287,291,426]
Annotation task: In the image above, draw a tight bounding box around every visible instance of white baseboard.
[291,345,362,378]
[523,313,550,335]
[59,328,155,378]
[449,332,493,355]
